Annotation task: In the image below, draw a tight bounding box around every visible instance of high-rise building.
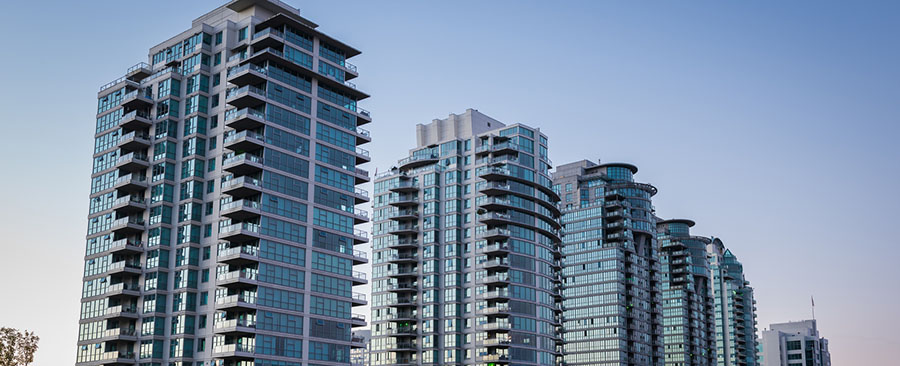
[552,160,664,366]
[369,109,564,366]
[656,219,717,366]
[350,329,372,366]
[759,320,831,366]
[708,239,759,366]
[78,1,371,365]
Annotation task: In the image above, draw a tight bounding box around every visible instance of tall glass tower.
[369,109,564,366]
[708,239,759,366]
[78,1,371,365]
[553,160,663,366]
[656,219,716,366]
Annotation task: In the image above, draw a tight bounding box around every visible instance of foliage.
[0,328,39,366]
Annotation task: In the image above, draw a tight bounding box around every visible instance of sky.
[0,0,897,364]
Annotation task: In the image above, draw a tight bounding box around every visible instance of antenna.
[811,295,816,320]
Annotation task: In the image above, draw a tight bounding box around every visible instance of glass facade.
[370,114,563,366]
[708,240,759,366]
[78,2,370,365]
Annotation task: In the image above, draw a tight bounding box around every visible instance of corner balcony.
[223,153,264,175]
[215,294,257,311]
[220,199,261,221]
[605,209,626,219]
[250,27,286,50]
[110,217,145,235]
[117,131,151,151]
[221,176,262,198]
[227,63,267,86]
[112,195,147,214]
[217,245,259,265]
[398,154,438,170]
[121,90,153,109]
[119,110,152,130]
[226,85,266,109]
[389,224,419,235]
[126,62,151,80]
[224,130,265,152]
[357,107,372,125]
[225,108,265,130]
[218,222,260,242]
[115,152,149,172]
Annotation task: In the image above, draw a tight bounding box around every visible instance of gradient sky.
[0,0,897,364]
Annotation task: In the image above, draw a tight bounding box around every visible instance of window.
[214,52,221,65]
[214,31,222,45]
[238,27,248,41]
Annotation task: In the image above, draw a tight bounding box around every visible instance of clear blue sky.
[0,0,897,364]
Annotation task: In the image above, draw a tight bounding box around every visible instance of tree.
[0,328,39,366]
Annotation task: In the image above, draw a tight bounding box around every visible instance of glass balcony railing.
[227,63,267,78]
[225,107,265,121]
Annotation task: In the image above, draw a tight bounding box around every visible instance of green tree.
[0,328,39,366]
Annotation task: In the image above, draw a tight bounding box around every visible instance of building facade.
[656,219,716,366]
[708,239,759,366]
[552,160,663,366]
[78,1,371,365]
[759,320,830,366]
[369,109,563,366]
[350,329,371,366]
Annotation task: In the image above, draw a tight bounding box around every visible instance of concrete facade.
[369,109,563,366]
[553,160,664,366]
[760,320,830,366]
[78,1,371,365]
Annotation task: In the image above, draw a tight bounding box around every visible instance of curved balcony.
[224,130,265,153]
[398,154,438,171]
[479,197,515,211]
[117,131,151,151]
[477,321,512,331]
[477,289,510,300]
[220,199,261,221]
[226,85,266,109]
[477,274,510,285]
[389,180,419,193]
[477,228,511,240]
[477,212,513,226]
[480,336,512,348]
[225,108,265,130]
[221,176,262,198]
[478,258,510,270]
[478,243,510,255]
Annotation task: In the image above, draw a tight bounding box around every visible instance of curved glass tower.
[708,239,759,366]
[370,109,563,366]
[553,160,663,366]
[77,1,371,365]
[656,219,716,366]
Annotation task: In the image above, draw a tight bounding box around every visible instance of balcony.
[354,146,371,164]
[117,131,150,151]
[477,290,510,300]
[389,224,419,235]
[104,305,138,319]
[126,62,151,80]
[357,107,372,124]
[211,343,255,359]
[479,198,514,211]
[478,212,512,225]
[388,239,418,250]
[99,351,136,364]
[250,27,286,49]
[223,153,264,175]
[478,167,512,181]
[115,152,149,172]
[387,268,418,279]
[224,130,265,152]
[214,318,256,335]
[478,243,510,255]
[351,270,368,285]
[119,110,152,130]
[216,269,258,288]
[108,239,142,254]
[121,90,153,109]
[387,342,417,352]
[353,186,370,204]
[389,210,419,221]
[480,337,512,347]
[477,274,510,285]
[112,195,147,214]
[388,196,419,207]
[215,294,257,311]
[388,180,418,193]
[225,108,266,130]
[388,252,418,264]
[354,126,372,145]
[220,199,261,220]
[398,154,438,170]
[478,258,509,269]
[478,322,512,331]
[221,176,262,198]
[478,305,511,315]
[226,85,266,109]
[217,245,259,265]
[110,216,145,235]
[101,327,137,342]
[219,222,260,242]
[478,228,511,240]
[106,283,140,298]
[227,63,267,86]
[350,292,367,306]
[384,326,417,336]
[107,260,142,275]
[350,313,367,327]
[386,282,418,293]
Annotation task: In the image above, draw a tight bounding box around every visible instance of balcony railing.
[225,107,265,122]
[226,85,266,99]
[227,63,267,78]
